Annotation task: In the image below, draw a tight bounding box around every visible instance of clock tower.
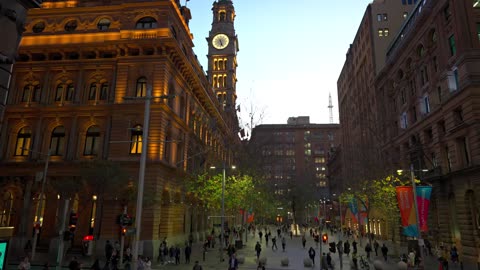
[207,0,239,113]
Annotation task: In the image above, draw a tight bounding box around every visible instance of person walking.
[302,234,307,249]
[174,246,181,265]
[344,240,351,257]
[271,236,278,251]
[281,236,286,252]
[255,241,262,260]
[105,240,114,262]
[228,254,238,270]
[308,247,316,265]
[192,261,202,270]
[352,240,358,253]
[258,231,263,242]
[365,242,372,259]
[381,243,389,261]
[265,232,270,247]
[373,240,379,256]
[184,244,192,264]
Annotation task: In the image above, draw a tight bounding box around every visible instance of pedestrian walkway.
[7,227,469,270]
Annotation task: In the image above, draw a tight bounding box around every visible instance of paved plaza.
[7,227,470,270]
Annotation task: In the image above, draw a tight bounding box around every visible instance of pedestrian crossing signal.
[322,234,328,243]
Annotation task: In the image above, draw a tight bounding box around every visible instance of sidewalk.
[6,228,472,270]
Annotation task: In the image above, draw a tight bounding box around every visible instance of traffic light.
[329,242,336,253]
[121,227,127,236]
[322,233,328,243]
[69,212,78,226]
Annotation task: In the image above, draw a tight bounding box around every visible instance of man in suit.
[228,253,238,270]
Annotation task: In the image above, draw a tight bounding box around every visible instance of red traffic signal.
[322,233,328,243]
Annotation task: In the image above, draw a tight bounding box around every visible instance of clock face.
[212,34,229,50]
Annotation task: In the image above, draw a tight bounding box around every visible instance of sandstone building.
[0,0,239,259]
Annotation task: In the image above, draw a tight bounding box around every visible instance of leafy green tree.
[340,175,411,243]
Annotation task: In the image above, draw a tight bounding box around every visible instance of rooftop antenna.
[328,93,334,124]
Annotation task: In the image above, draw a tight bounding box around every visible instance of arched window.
[136,77,147,97]
[15,127,32,156]
[130,125,143,154]
[22,84,40,102]
[135,17,157,29]
[33,193,46,226]
[97,18,111,31]
[88,83,97,100]
[84,126,100,156]
[100,83,108,100]
[50,126,66,156]
[65,84,75,101]
[55,83,75,102]
[0,192,13,226]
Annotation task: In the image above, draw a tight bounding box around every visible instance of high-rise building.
[0,0,42,137]
[336,0,417,190]
[0,0,239,259]
[376,0,480,265]
[249,117,339,223]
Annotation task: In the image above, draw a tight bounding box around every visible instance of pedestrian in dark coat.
[381,244,389,261]
[344,240,351,256]
[105,240,114,261]
[255,242,262,259]
[308,247,316,265]
[184,245,192,264]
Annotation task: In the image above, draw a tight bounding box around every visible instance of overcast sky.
[186,0,373,128]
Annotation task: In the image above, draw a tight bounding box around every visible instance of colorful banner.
[348,198,359,223]
[396,186,433,237]
[417,186,432,232]
[396,186,417,236]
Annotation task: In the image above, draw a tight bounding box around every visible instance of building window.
[400,112,408,129]
[55,83,75,102]
[445,145,452,172]
[431,152,438,168]
[412,106,417,122]
[377,14,382,22]
[22,84,40,102]
[449,35,456,56]
[0,192,14,226]
[433,56,438,72]
[97,18,111,31]
[84,126,100,156]
[453,107,464,124]
[50,126,65,156]
[477,23,480,41]
[130,125,143,154]
[64,20,78,32]
[136,17,157,29]
[100,83,108,100]
[136,77,147,97]
[88,83,97,100]
[32,21,45,33]
[378,29,383,37]
[444,4,452,20]
[14,127,32,156]
[437,86,442,103]
[458,137,471,167]
[384,28,389,36]
[423,95,430,114]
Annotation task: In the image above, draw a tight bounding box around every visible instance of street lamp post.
[221,163,226,262]
[31,148,51,261]
[130,86,151,270]
[409,164,425,268]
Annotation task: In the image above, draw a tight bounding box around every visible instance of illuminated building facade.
[376,0,480,265]
[0,0,239,259]
[249,117,339,222]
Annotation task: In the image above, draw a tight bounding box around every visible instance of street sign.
[127,228,136,236]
